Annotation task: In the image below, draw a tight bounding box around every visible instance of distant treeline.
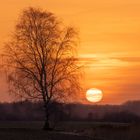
[0,100,140,123]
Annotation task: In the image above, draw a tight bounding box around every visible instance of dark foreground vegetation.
[0,121,139,140]
[0,101,140,139]
[0,100,140,123]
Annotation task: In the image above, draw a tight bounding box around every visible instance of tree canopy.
[4,7,81,129]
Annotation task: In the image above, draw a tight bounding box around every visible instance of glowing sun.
[86,88,103,103]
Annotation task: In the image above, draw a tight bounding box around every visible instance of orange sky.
[0,0,140,104]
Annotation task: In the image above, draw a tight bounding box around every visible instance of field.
[0,121,139,140]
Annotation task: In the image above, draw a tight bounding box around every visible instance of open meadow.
[0,121,139,140]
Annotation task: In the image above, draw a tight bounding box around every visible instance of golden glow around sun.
[86,88,103,103]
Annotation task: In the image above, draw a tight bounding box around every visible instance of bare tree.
[4,7,81,130]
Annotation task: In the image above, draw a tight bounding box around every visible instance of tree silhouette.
[4,7,81,130]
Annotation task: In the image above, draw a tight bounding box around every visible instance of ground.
[0,128,92,140]
[0,121,139,140]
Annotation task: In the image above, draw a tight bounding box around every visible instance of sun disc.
[86,88,103,103]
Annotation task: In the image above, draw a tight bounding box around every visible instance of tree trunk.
[43,103,52,130]
[43,119,51,130]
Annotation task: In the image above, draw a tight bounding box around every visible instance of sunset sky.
[0,0,140,104]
